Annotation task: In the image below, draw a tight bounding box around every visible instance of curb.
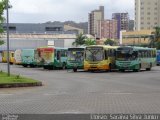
[0,82,42,88]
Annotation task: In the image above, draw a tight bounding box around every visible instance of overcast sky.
[7,0,134,23]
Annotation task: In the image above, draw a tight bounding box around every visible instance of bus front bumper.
[84,65,109,71]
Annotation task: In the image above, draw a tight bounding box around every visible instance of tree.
[84,38,96,46]
[0,0,9,46]
[72,33,86,46]
[150,26,160,48]
[0,40,4,45]
[104,39,115,46]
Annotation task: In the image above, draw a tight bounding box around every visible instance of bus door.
[56,50,61,64]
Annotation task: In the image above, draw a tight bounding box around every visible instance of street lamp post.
[6,0,10,76]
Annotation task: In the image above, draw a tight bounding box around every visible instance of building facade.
[121,30,153,45]
[88,6,104,37]
[135,0,160,31]
[97,19,118,39]
[112,13,129,39]
[2,23,79,34]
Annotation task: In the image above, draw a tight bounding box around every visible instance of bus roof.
[117,46,156,51]
[86,45,119,49]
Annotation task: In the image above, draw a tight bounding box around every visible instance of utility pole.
[6,0,10,76]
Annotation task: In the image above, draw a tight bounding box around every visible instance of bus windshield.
[116,51,138,61]
[85,47,103,61]
[67,50,84,62]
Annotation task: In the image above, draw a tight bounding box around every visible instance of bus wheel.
[73,68,77,72]
[133,69,140,72]
[119,69,125,72]
[43,66,48,69]
[23,65,28,67]
[30,64,35,68]
[109,64,112,72]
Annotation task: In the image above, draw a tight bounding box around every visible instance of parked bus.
[66,47,85,72]
[36,47,46,67]
[84,45,118,71]
[14,49,22,65]
[157,50,160,66]
[21,49,37,67]
[2,50,15,64]
[37,47,68,70]
[116,46,157,72]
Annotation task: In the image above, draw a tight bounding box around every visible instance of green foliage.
[84,38,96,46]
[104,39,116,46]
[72,33,87,46]
[150,26,160,48]
[0,40,4,45]
[0,0,10,46]
[0,72,39,84]
[15,74,21,79]
[155,42,160,49]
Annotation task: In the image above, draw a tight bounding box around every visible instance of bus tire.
[133,69,140,72]
[43,66,48,69]
[9,62,13,65]
[30,64,35,68]
[23,64,28,67]
[109,64,112,72]
[119,69,125,72]
[73,68,77,72]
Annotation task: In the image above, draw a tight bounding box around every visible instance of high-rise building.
[112,13,129,39]
[135,0,160,31]
[97,20,118,39]
[88,6,104,37]
[129,20,135,31]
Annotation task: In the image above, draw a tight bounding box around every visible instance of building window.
[147,12,150,15]
[155,7,158,10]
[3,26,16,31]
[147,17,150,20]
[45,27,61,31]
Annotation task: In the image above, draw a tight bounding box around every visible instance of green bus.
[116,46,157,72]
[37,47,68,70]
[66,47,85,72]
[21,49,37,67]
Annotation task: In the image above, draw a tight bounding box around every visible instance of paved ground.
[0,63,160,114]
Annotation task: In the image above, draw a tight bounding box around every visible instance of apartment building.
[135,0,160,30]
[112,13,129,38]
[88,6,104,37]
[97,19,118,39]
